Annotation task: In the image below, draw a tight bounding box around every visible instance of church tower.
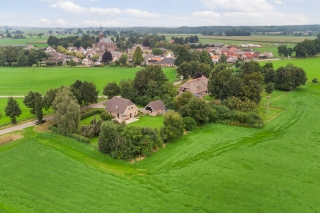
[99,25,104,41]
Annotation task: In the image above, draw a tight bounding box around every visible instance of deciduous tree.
[23,91,43,123]
[103,82,121,99]
[52,87,80,135]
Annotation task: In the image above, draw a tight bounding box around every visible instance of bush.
[4,62,9,66]
[100,112,114,121]
[80,109,104,120]
[11,62,18,67]
[265,82,274,94]
[183,117,197,131]
[32,64,37,67]
[49,125,90,143]
[312,78,318,83]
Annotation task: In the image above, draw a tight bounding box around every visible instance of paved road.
[0,100,108,136]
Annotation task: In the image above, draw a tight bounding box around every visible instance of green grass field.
[129,115,164,130]
[0,98,52,127]
[0,67,177,96]
[261,57,320,81]
[1,81,320,212]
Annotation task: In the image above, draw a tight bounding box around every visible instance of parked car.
[35,119,46,125]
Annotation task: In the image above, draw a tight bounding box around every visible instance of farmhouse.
[105,97,139,122]
[144,100,166,116]
[178,76,208,97]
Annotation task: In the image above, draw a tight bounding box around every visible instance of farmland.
[261,57,320,81]
[0,67,177,96]
[1,81,320,212]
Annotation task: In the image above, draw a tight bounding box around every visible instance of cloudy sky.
[0,0,319,27]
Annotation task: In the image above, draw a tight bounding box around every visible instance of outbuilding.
[144,100,166,116]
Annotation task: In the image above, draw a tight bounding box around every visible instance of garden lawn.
[129,115,164,130]
[1,83,320,212]
[0,67,177,96]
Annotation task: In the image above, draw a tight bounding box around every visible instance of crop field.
[0,67,177,96]
[1,81,320,212]
[260,57,320,81]
[0,35,69,48]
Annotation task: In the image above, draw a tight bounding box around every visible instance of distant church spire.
[99,25,104,41]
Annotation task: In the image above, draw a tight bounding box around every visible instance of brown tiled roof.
[146,100,166,111]
[179,77,208,94]
[105,97,136,114]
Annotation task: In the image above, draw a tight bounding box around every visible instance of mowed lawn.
[129,115,164,130]
[1,83,320,212]
[0,67,177,95]
[260,57,320,81]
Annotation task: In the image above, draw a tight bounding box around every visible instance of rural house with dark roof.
[144,100,166,116]
[178,76,208,97]
[105,97,139,122]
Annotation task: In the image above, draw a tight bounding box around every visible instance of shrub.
[100,112,114,121]
[265,82,274,94]
[49,125,90,143]
[4,62,9,66]
[11,62,18,67]
[32,64,37,67]
[312,78,318,83]
[80,109,104,120]
[183,117,197,131]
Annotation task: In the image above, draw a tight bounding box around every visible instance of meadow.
[1,81,320,212]
[0,35,68,48]
[260,57,320,81]
[0,98,52,127]
[0,67,177,96]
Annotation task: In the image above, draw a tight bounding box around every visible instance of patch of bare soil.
[0,133,24,146]
[34,122,50,132]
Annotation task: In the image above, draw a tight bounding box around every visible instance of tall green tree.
[132,46,144,65]
[186,98,212,125]
[80,81,99,109]
[43,88,60,111]
[23,91,43,123]
[5,97,22,124]
[52,87,80,135]
[120,79,136,100]
[160,111,185,143]
[103,82,121,99]
[177,61,192,79]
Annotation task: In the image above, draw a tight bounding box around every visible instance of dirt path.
[0,100,108,136]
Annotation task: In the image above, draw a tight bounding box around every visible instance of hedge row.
[48,125,90,143]
[80,109,104,120]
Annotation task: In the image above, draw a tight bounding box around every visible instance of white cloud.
[88,7,121,15]
[39,18,52,24]
[51,1,85,13]
[83,20,123,27]
[51,1,121,15]
[123,9,160,18]
[192,11,221,19]
[221,11,310,25]
[199,0,276,12]
[274,0,282,4]
[55,18,66,26]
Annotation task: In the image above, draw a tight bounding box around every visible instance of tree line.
[225,28,251,36]
[0,46,47,66]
